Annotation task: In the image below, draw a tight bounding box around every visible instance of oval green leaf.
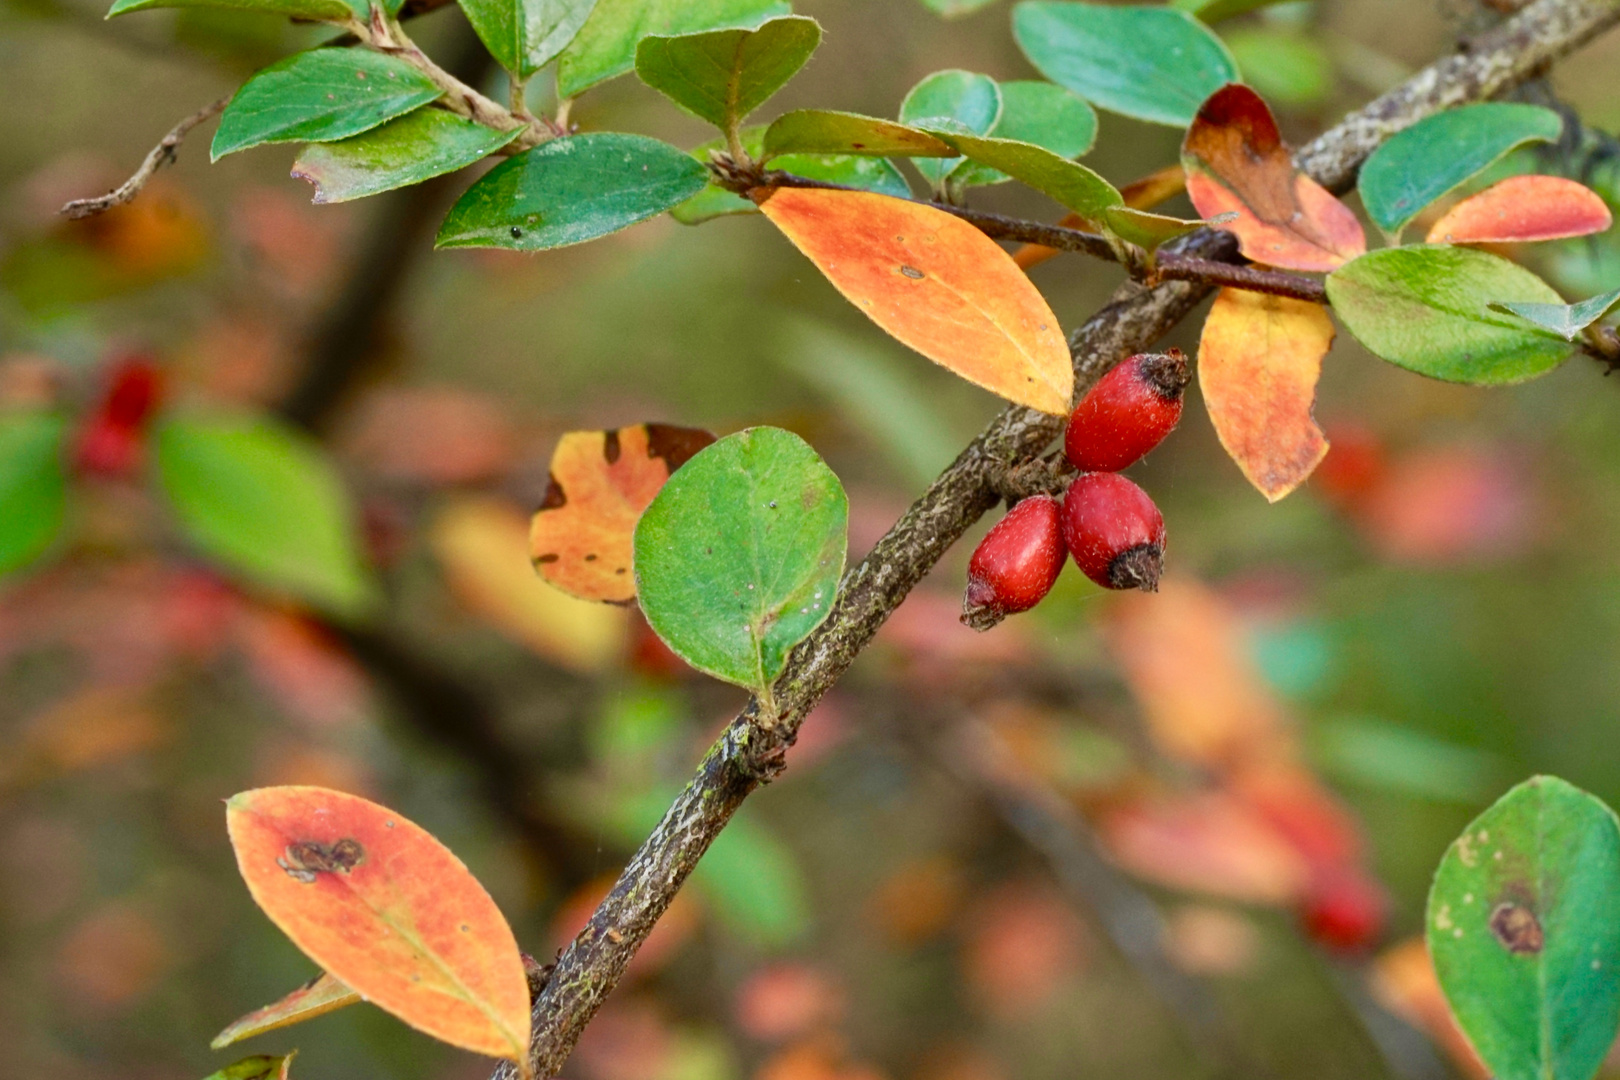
[292,109,521,204]
[1357,103,1563,235]
[107,0,360,24]
[762,110,955,159]
[634,15,820,131]
[556,0,788,99]
[672,128,910,225]
[633,427,847,696]
[1490,287,1620,342]
[952,80,1098,187]
[212,49,442,161]
[1012,1,1238,127]
[1325,246,1574,385]
[155,413,376,619]
[927,129,1122,223]
[436,132,707,251]
[460,0,598,80]
[898,69,1002,187]
[0,412,67,576]
[1428,776,1620,1080]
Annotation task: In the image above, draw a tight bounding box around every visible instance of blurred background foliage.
[2,1,1620,1080]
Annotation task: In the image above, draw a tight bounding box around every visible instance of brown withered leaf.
[1183,84,1364,271]
[530,424,715,603]
[1198,287,1335,501]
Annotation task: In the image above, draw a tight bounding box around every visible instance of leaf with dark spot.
[530,423,716,603]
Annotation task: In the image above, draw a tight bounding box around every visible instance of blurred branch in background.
[498,2,1620,1076]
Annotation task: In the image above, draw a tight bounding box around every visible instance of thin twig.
[59,97,228,219]
[1155,255,1329,303]
[491,3,1620,1076]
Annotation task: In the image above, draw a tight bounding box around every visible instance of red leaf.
[1183,85,1364,271]
[1425,174,1613,244]
[757,187,1073,414]
[1197,288,1335,501]
[226,786,531,1067]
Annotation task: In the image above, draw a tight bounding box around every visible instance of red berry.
[1299,867,1387,955]
[1064,349,1188,473]
[961,494,1066,630]
[75,357,163,477]
[1061,473,1165,591]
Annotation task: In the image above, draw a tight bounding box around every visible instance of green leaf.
[1357,103,1563,235]
[1310,716,1506,805]
[1102,205,1210,251]
[212,49,442,161]
[634,15,819,132]
[459,0,597,80]
[1325,246,1574,385]
[632,427,847,696]
[1428,776,1620,1080]
[1171,0,1294,22]
[925,129,1122,222]
[108,0,360,24]
[898,69,1001,187]
[0,412,67,576]
[672,128,910,225]
[1489,287,1620,341]
[1012,2,1238,127]
[951,80,1098,187]
[762,110,955,159]
[1222,28,1333,109]
[202,1054,296,1080]
[556,0,789,100]
[292,109,520,204]
[155,413,376,619]
[436,132,707,250]
[919,0,999,13]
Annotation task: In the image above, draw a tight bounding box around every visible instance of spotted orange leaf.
[529,423,715,603]
[213,971,360,1049]
[1425,174,1613,244]
[1198,287,1334,501]
[1182,84,1363,272]
[756,187,1073,414]
[225,786,531,1071]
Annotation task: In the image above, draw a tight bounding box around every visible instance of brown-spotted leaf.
[1426,175,1614,245]
[1198,287,1334,501]
[1183,84,1364,271]
[757,187,1073,414]
[225,786,530,1067]
[212,972,360,1049]
[530,423,715,603]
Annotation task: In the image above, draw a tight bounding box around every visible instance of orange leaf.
[1425,174,1614,244]
[757,187,1073,414]
[1182,84,1364,271]
[212,971,361,1049]
[1197,287,1334,501]
[529,423,715,603]
[225,786,531,1068]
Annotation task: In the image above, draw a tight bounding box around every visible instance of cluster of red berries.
[963,350,1188,630]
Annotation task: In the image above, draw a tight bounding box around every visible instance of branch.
[59,97,228,219]
[496,1,1620,1075]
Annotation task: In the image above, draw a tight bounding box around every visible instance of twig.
[480,1,1620,1075]
[59,97,228,219]
[1154,255,1329,304]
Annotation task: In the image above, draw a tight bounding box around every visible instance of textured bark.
[496,2,1620,1075]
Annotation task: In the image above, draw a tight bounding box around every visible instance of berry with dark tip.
[1064,349,1189,473]
[961,494,1066,630]
[1060,473,1165,591]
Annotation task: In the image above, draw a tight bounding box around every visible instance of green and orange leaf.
[1425,175,1613,245]
[212,972,360,1049]
[530,423,716,603]
[1198,288,1334,501]
[1182,84,1363,272]
[756,187,1073,414]
[225,786,531,1070]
